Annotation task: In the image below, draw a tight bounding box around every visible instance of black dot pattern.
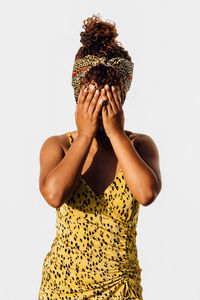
[38,132,143,299]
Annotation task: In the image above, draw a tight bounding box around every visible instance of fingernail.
[83,87,88,93]
[105,84,109,89]
[101,88,105,93]
[99,98,103,105]
[111,86,115,90]
[95,89,99,94]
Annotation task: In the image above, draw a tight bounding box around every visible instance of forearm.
[109,131,159,205]
[44,134,93,207]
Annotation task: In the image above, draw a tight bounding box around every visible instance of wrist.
[108,130,126,140]
[77,132,94,141]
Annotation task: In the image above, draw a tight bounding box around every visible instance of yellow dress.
[38,131,143,300]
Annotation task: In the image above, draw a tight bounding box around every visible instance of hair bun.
[80,13,118,48]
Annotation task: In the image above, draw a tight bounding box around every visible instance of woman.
[38,14,162,300]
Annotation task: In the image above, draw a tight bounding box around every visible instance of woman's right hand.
[75,83,105,138]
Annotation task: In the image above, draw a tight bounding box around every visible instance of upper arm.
[39,135,65,204]
[134,133,162,195]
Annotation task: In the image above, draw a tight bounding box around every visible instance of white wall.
[0,0,199,299]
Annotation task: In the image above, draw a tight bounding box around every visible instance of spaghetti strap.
[128,131,137,144]
[128,131,135,139]
[66,132,73,146]
[67,131,135,145]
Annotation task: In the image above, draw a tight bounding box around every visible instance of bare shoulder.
[126,130,159,147]
[39,135,65,188]
[57,130,146,153]
[134,132,160,148]
[132,132,162,186]
[40,134,63,152]
[58,130,140,149]
[39,133,70,162]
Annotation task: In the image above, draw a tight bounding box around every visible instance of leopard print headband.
[71,55,134,104]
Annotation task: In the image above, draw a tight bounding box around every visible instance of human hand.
[75,83,106,139]
[101,84,125,138]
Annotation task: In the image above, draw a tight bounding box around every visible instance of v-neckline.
[80,168,123,199]
[66,131,135,199]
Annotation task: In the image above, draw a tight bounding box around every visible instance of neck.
[93,130,113,152]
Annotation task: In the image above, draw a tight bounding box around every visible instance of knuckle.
[110,111,115,117]
[90,102,96,108]
[89,87,95,94]
[94,93,99,99]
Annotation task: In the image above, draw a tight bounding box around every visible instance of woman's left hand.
[101,84,125,138]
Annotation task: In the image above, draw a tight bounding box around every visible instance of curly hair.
[74,13,133,105]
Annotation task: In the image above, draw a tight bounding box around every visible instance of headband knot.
[91,56,108,66]
[72,55,134,103]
